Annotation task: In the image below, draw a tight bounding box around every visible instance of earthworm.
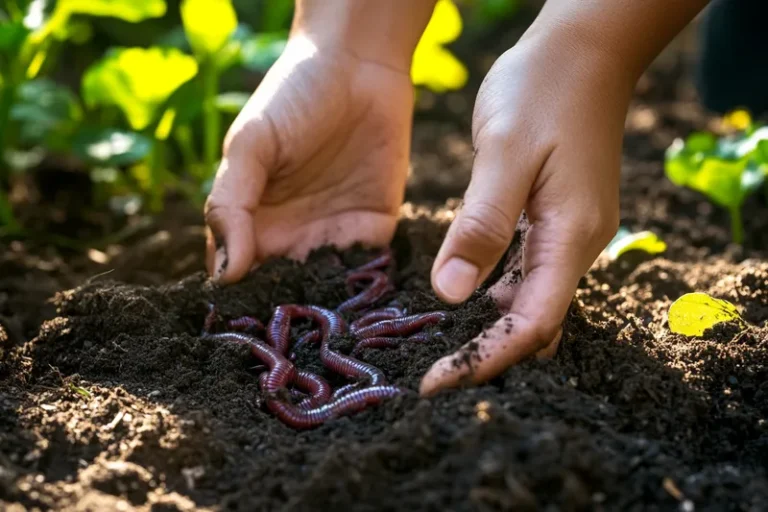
[202,303,218,335]
[330,383,360,401]
[265,385,404,429]
[351,331,443,357]
[227,316,265,333]
[290,305,387,385]
[354,312,450,339]
[338,270,393,313]
[354,250,393,272]
[289,329,321,361]
[258,372,306,400]
[293,369,332,409]
[349,306,405,332]
[205,332,294,393]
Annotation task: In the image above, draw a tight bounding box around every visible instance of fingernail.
[213,245,228,282]
[435,257,479,303]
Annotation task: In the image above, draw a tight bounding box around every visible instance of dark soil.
[3,64,768,511]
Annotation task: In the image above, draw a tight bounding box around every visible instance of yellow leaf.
[668,292,744,336]
[411,0,467,93]
[412,45,467,92]
[83,47,198,130]
[181,0,238,59]
[421,0,463,45]
[606,230,667,260]
[722,109,752,132]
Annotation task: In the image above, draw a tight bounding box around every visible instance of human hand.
[420,28,634,395]
[204,37,414,283]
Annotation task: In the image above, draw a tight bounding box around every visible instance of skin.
[205,0,708,397]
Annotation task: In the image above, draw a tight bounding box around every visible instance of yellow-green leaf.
[668,292,744,336]
[181,0,238,59]
[83,47,198,130]
[57,0,166,21]
[606,230,667,260]
[411,0,467,92]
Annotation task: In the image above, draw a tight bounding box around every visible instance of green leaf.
[82,47,198,130]
[668,292,744,336]
[685,132,717,153]
[72,128,152,166]
[54,0,166,23]
[69,383,93,400]
[163,77,204,125]
[755,139,768,166]
[240,32,286,72]
[0,20,30,56]
[181,0,237,59]
[605,229,666,260]
[260,0,293,32]
[10,78,81,144]
[215,91,249,114]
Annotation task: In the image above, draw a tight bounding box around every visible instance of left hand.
[419,27,631,396]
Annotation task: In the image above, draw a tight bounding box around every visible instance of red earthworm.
[258,372,307,401]
[354,312,450,339]
[205,332,294,393]
[338,270,393,313]
[354,250,393,272]
[283,305,386,385]
[202,303,219,335]
[289,329,321,361]
[293,370,332,409]
[349,306,405,332]
[227,316,265,334]
[351,331,444,357]
[266,385,404,429]
[330,383,359,401]
[266,304,381,384]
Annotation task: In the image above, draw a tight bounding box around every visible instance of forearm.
[291,0,438,72]
[524,0,708,88]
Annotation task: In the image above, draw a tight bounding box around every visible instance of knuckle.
[571,207,619,247]
[455,202,515,253]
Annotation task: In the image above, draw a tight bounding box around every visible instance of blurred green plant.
[0,0,167,229]
[0,0,497,232]
[664,110,768,244]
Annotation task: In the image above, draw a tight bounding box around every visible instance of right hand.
[205,36,415,283]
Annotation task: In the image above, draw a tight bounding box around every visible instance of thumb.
[431,132,547,303]
[205,123,272,284]
[420,216,605,396]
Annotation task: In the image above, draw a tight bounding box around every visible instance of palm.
[212,47,414,266]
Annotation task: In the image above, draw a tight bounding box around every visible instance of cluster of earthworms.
[201,251,450,429]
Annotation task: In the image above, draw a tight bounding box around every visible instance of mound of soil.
[3,67,768,510]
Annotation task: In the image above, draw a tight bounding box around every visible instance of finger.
[420,219,602,396]
[205,130,271,284]
[430,132,548,304]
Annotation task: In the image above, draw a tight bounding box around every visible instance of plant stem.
[174,125,199,173]
[729,205,744,245]
[202,61,220,177]
[0,82,16,178]
[148,140,165,213]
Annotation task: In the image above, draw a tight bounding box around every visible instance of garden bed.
[2,70,768,511]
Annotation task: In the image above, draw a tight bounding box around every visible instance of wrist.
[291,0,437,73]
[521,0,706,90]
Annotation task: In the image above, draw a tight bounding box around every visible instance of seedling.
[668,292,745,336]
[665,110,768,244]
[605,227,667,261]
